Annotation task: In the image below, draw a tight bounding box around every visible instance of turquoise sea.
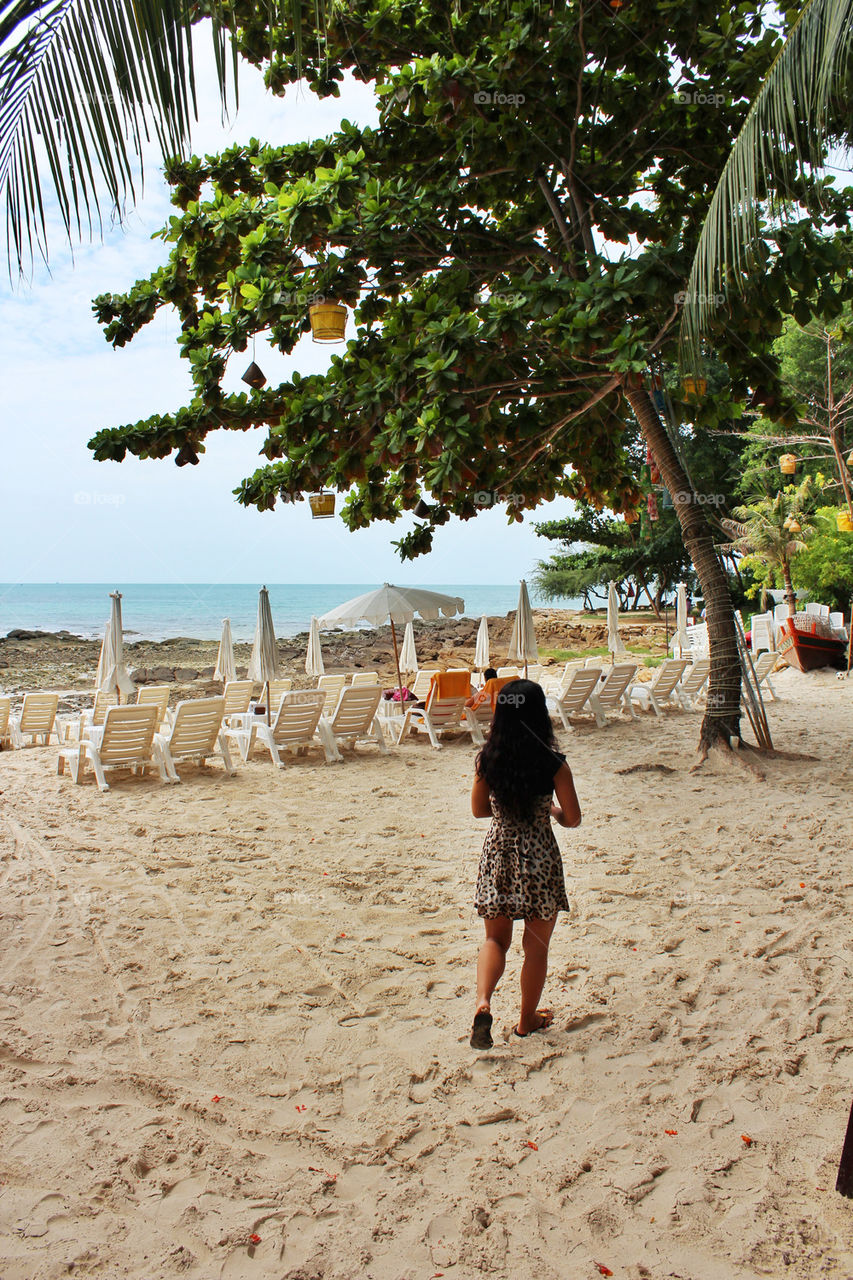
[0,583,580,642]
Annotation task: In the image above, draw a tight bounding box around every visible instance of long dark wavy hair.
[476,680,561,821]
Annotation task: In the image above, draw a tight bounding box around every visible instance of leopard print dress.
[474,793,570,921]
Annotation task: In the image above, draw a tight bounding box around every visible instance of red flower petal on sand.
[594,1265,614,1277]
[741,1134,753,1146]
[526,1141,538,1150]
[211,1095,221,1103]
[664,1129,678,1136]
[249,1234,261,1244]
[800,882,806,888]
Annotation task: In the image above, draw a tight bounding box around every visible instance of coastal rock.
[151,666,175,682]
[130,668,150,684]
[175,667,198,682]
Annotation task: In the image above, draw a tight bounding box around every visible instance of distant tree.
[721,481,818,614]
[792,506,853,612]
[533,505,695,615]
[737,312,853,508]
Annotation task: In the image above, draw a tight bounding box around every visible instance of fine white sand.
[1,667,852,1279]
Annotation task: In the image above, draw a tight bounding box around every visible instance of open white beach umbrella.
[607,581,627,661]
[507,580,538,676]
[400,621,418,674]
[474,615,491,672]
[673,582,690,658]
[318,584,465,701]
[305,616,325,678]
[247,586,280,720]
[214,618,236,683]
[97,591,135,700]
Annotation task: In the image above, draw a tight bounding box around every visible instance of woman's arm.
[471,770,493,818]
[550,762,582,828]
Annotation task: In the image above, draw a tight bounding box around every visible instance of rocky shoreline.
[0,609,670,706]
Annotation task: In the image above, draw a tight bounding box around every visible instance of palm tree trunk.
[624,384,741,753]
[783,564,797,616]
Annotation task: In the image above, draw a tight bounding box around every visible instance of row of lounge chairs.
[2,652,781,790]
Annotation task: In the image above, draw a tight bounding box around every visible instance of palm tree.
[680,0,853,356]
[721,484,816,615]
[0,0,239,273]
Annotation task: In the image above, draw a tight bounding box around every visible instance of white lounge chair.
[548,667,603,731]
[154,697,236,782]
[749,612,775,654]
[9,692,60,747]
[410,668,441,700]
[0,696,10,747]
[57,705,166,791]
[830,612,848,640]
[350,671,380,686]
[672,659,711,711]
[136,685,171,726]
[322,686,388,760]
[317,674,347,715]
[232,690,332,766]
[497,666,521,679]
[222,679,254,721]
[629,659,688,717]
[266,678,293,718]
[588,663,638,727]
[397,674,484,750]
[749,651,780,702]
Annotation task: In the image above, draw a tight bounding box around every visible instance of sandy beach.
[2,663,853,1279]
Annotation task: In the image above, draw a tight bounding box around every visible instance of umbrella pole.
[265,680,270,726]
[389,619,404,705]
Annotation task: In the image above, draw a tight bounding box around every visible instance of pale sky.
[0,45,568,586]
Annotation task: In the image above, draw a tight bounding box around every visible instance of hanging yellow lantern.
[779,453,797,475]
[308,491,336,519]
[787,517,802,533]
[681,376,707,399]
[309,303,347,343]
[846,450,853,469]
[837,510,853,533]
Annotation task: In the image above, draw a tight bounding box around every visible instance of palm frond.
[0,0,236,273]
[679,0,853,360]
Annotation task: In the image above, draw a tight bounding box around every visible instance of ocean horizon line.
[0,582,582,643]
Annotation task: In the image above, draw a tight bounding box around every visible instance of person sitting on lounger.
[465,668,512,710]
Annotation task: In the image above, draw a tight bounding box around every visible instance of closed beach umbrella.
[674,582,689,658]
[247,586,280,720]
[305,615,325,678]
[474,615,491,671]
[214,618,236,683]
[400,621,418,674]
[97,591,135,701]
[507,580,538,676]
[318,584,465,702]
[607,580,627,661]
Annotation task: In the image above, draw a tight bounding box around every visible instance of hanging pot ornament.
[647,492,659,522]
[242,361,267,389]
[649,462,661,485]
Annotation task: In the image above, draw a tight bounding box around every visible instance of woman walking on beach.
[469,679,581,1050]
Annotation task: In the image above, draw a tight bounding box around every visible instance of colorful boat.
[778,617,847,672]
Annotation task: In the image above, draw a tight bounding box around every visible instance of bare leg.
[475,916,513,1014]
[517,916,557,1035]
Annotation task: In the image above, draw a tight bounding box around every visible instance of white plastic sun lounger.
[321,685,388,760]
[588,663,638,727]
[154,697,236,782]
[350,671,380,686]
[222,680,254,720]
[9,692,60,747]
[230,690,332,766]
[396,683,484,750]
[266,678,293,718]
[548,667,603,731]
[748,651,780,702]
[57,704,165,792]
[0,696,10,747]
[629,659,689,717]
[136,685,171,726]
[672,659,711,711]
[317,674,347,715]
